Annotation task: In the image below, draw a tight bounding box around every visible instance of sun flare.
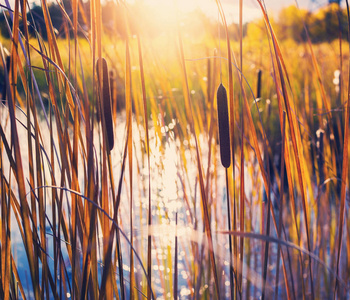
[127,0,262,28]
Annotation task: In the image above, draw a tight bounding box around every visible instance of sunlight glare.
[127,0,262,30]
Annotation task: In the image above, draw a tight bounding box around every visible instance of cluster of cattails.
[96,58,114,152]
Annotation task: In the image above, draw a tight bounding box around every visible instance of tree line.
[276,3,348,43]
[0,1,348,43]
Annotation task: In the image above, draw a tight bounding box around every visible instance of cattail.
[217,83,231,168]
[257,69,262,100]
[96,58,114,151]
[1,55,10,105]
[316,128,325,189]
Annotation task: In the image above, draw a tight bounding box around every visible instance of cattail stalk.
[217,83,234,299]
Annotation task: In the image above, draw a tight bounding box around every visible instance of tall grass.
[0,0,349,299]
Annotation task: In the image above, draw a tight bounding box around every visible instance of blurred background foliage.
[0,1,347,43]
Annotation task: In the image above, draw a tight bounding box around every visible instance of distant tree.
[49,4,65,37]
[263,4,348,43]
[26,5,48,40]
[277,5,309,41]
[0,11,12,39]
[246,17,277,43]
[307,3,347,42]
[311,0,341,6]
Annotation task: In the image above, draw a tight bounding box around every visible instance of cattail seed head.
[217,83,231,168]
[1,55,10,104]
[96,58,114,152]
[257,69,262,100]
[316,128,325,188]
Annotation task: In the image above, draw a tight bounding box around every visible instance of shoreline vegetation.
[0,0,349,299]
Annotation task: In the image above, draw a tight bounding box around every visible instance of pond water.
[0,106,254,298]
[1,105,312,299]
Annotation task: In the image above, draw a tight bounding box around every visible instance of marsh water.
[2,105,337,299]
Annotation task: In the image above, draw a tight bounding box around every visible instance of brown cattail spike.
[96,58,114,151]
[217,83,231,168]
[1,55,10,105]
[316,128,325,190]
[257,69,262,100]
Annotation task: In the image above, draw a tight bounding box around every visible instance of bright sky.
[129,0,321,23]
[2,0,327,23]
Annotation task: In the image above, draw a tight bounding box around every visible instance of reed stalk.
[216,83,233,299]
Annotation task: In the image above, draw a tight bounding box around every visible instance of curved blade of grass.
[219,230,348,290]
[30,183,156,300]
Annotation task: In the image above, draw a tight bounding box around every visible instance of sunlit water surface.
[1,106,266,299]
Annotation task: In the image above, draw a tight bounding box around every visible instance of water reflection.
[1,106,257,299]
